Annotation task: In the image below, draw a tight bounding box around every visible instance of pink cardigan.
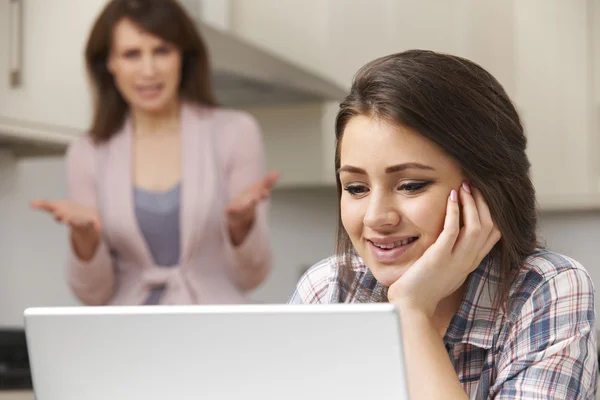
[65,103,272,305]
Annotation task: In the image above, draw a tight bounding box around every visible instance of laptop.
[24,303,409,400]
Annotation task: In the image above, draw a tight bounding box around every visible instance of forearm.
[398,306,467,400]
[68,235,115,305]
[228,218,253,247]
[230,214,271,291]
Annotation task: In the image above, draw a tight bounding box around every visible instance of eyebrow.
[337,162,435,175]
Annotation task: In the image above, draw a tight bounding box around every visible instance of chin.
[126,88,179,114]
[367,261,411,287]
[133,98,173,113]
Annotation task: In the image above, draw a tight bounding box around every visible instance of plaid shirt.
[289,249,598,399]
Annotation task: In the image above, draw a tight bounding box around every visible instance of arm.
[396,303,469,399]
[224,113,272,291]
[491,268,597,399]
[65,137,116,305]
[387,185,500,399]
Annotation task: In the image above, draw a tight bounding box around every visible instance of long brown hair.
[85,0,218,142]
[335,50,540,305]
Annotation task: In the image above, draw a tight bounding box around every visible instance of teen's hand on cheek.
[387,182,501,317]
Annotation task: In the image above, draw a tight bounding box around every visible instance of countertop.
[0,392,33,400]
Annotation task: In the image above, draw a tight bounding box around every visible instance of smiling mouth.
[136,83,164,94]
[366,237,419,264]
[368,237,418,249]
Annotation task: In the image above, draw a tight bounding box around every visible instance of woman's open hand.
[31,199,102,260]
[387,182,501,317]
[226,171,280,246]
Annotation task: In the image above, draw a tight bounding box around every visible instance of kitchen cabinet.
[0,0,108,136]
[243,102,338,188]
[453,1,517,98]
[231,0,519,189]
[513,0,597,209]
[0,0,109,156]
[231,0,401,188]
[0,391,34,400]
[594,0,600,107]
[324,0,402,89]
[325,0,517,95]
[230,0,333,88]
[180,0,231,31]
[232,0,515,96]
[592,0,600,200]
[233,0,600,210]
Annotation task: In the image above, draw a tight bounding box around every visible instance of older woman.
[32,0,277,306]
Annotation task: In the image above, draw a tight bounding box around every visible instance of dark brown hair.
[335,49,540,305]
[85,0,218,142]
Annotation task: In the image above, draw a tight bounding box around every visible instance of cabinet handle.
[9,0,23,88]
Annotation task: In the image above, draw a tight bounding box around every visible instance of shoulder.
[289,256,340,304]
[507,248,595,321]
[490,250,598,396]
[67,129,121,156]
[65,133,115,165]
[65,135,98,168]
[66,134,95,155]
[511,249,594,298]
[288,253,372,304]
[195,106,262,138]
[210,107,260,129]
[192,106,264,159]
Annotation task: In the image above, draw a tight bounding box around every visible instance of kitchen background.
[0,0,599,330]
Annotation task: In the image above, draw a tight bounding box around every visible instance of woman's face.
[107,18,182,114]
[338,115,466,287]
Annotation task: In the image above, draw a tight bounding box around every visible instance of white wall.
[251,186,339,303]
[538,212,600,299]
[1,156,600,327]
[0,156,77,328]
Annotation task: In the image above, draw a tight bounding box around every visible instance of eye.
[123,49,140,59]
[154,46,171,55]
[398,181,432,193]
[344,184,369,197]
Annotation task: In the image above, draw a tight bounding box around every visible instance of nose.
[363,191,401,230]
[140,53,156,76]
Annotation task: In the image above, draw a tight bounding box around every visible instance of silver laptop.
[24,304,409,400]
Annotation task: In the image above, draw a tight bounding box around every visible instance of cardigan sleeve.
[65,136,116,305]
[221,111,273,291]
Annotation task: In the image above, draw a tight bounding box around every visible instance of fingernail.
[450,190,458,202]
[462,182,471,193]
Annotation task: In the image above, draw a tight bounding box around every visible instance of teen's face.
[107,18,182,114]
[338,115,466,287]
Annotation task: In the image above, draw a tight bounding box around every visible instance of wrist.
[70,229,100,261]
[396,304,438,337]
[228,218,254,246]
[392,297,436,321]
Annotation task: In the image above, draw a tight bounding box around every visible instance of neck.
[131,100,181,137]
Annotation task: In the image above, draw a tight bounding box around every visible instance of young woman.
[290,50,597,399]
[31,0,277,306]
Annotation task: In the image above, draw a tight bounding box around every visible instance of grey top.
[134,183,181,305]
